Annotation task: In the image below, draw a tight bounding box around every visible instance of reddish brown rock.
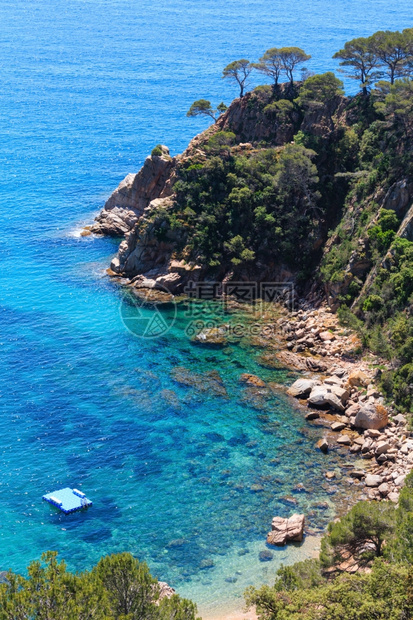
[240,373,266,387]
[354,403,389,431]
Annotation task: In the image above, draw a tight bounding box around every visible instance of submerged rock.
[199,558,215,570]
[170,367,227,398]
[259,550,274,561]
[194,327,227,346]
[240,373,266,387]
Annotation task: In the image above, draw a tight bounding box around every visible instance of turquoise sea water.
[0,0,412,615]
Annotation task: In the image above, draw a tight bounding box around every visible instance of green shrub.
[151,144,164,156]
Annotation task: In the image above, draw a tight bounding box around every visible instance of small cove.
[1,0,412,614]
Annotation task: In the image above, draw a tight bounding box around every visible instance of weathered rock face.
[383,179,413,218]
[266,513,305,546]
[398,202,413,242]
[91,148,175,236]
[219,89,298,146]
[354,403,389,431]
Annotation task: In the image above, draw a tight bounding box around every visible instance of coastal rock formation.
[267,513,305,546]
[90,147,175,236]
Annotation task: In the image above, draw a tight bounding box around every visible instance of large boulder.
[383,179,413,218]
[365,474,383,487]
[287,378,318,398]
[308,385,345,412]
[266,514,305,546]
[354,403,388,431]
[327,384,350,404]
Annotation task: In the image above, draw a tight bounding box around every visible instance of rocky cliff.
[89,79,412,324]
[90,144,175,237]
[89,84,357,294]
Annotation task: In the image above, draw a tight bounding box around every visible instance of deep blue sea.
[0,0,411,615]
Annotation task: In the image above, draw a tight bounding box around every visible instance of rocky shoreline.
[80,107,412,594]
[276,304,411,504]
[83,193,412,569]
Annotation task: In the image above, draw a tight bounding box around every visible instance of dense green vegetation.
[168,141,322,273]
[0,551,199,620]
[179,28,413,410]
[322,76,413,412]
[245,473,413,619]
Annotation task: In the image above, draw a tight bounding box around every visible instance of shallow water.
[0,0,411,614]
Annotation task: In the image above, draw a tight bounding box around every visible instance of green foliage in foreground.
[0,551,200,620]
[246,475,413,619]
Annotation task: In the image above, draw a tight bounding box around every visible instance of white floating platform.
[42,487,92,514]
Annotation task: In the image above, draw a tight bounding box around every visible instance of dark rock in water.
[199,558,215,570]
[317,438,329,453]
[204,432,225,443]
[220,469,232,478]
[82,527,112,543]
[238,548,249,556]
[305,411,320,421]
[246,440,259,448]
[227,433,249,446]
[225,576,238,583]
[350,470,365,479]
[259,550,274,562]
